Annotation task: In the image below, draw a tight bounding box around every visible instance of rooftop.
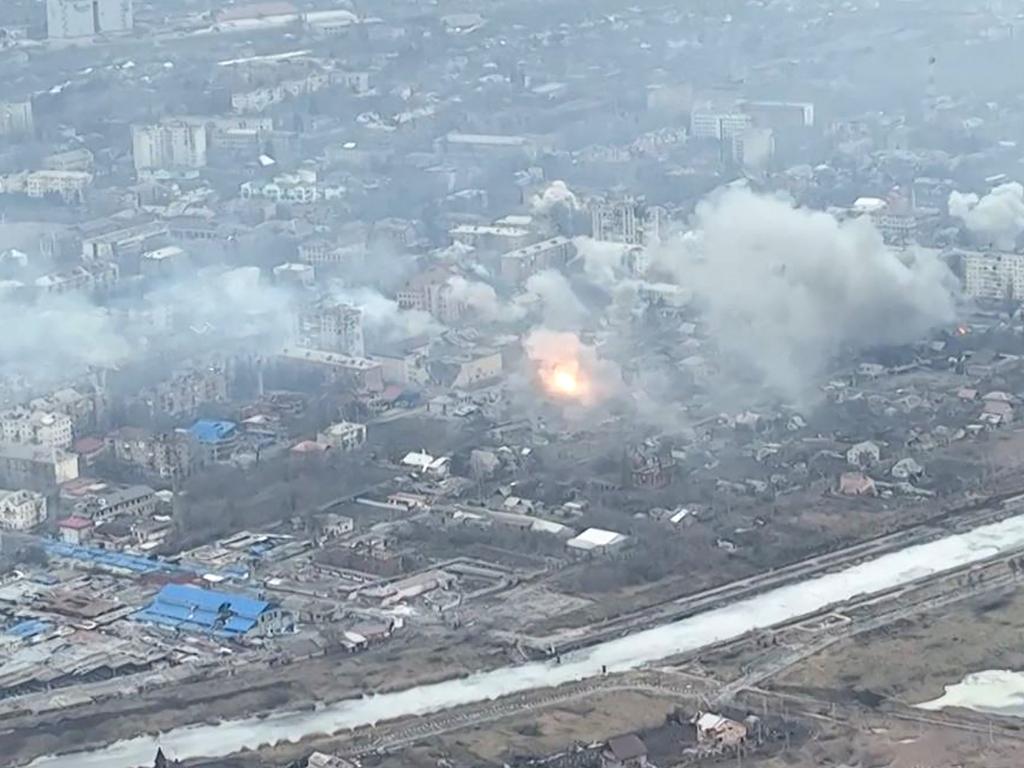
[134,583,274,637]
[188,420,238,444]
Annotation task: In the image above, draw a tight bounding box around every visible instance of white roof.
[402,451,434,468]
[567,527,626,550]
[852,196,887,213]
[697,712,728,730]
[530,519,572,536]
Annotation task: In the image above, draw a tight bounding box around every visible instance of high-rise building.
[131,121,207,173]
[0,102,33,138]
[47,0,133,39]
[690,108,752,141]
[963,251,1024,301]
[590,199,663,246]
[298,303,365,357]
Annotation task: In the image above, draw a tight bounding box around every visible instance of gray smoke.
[523,269,589,330]
[327,283,440,343]
[652,187,960,403]
[949,182,1024,251]
[445,276,526,323]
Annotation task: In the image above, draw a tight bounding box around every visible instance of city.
[1,1,1024,767]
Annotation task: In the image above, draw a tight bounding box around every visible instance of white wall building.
[0,102,33,138]
[132,121,208,173]
[690,108,752,141]
[47,0,132,39]
[0,489,48,531]
[317,422,368,452]
[0,409,74,449]
[963,251,1024,301]
[19,171,92,203]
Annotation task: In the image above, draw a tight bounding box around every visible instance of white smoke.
[328,284,440,342]
[530,180,580,214]
[572,236,633,287]
[949,182,1024,251]
[523,269,589,330]
[445,276,526,323]
[653,187,960,402]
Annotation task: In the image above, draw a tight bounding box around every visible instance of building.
[739,99,815,129]
[397,267,459,322]
[0,489,47,531]
[846,441,881,468]
[25,171,92,203]
[694,712,748,749]
[963,251,1024,301]
[109,428,195,479]
[140,245,186,278]
[566,527,628,555]
[187,420,238,462]
[80,219,168,262]
[273,262,315,289]
[690,108,752,141]
[499,236,574,284]
[590,199,662,245]
[58,515,94,544]
[47,0,133,39]
[731,127,775,170]
[0,443,79,491]
[134,583,291,637]
[278,347,385,392]
[78,485,156,524]
[0,102,33,138]
[449,225,533,252]
[43,148,95,173]
[298,302,365,357]
[316,422,367,452]
[34,263,118,296]
[239,170,344,204]
[602,735,648,768]
[439,132,534,159]
[0,409,74,449]
[132,121,208,173]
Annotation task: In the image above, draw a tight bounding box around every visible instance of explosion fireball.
[549,365,581,397]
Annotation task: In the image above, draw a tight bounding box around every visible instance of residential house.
[316,422,367,452]
[602,734,648,768]
[58,515,94,544]
[838,471,877,497]
[846,440,880,467]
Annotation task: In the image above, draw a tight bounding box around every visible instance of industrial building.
[134,584,290,638]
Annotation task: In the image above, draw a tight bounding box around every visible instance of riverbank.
[25,510,1024,768]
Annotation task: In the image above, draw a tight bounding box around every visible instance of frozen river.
[25,512,1024,768]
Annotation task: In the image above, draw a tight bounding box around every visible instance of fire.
[540,361,588,400]
[551,366,580,396]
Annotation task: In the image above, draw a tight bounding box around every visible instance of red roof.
[73,437,105,455]
[59,516,94,530]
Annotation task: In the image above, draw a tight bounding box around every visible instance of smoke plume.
[949,182,1024,251]
[653,187,960,402]
[445,276,526,323]
[530,180,580,215]
[523,269,589,329]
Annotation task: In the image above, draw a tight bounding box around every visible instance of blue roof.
[188,419,238,444]
[5,619,50,639]
[133,583,273,637]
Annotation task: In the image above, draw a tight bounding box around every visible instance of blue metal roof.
[133,583,273,637]
[188,419,238,444]
[5,619,50,639]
